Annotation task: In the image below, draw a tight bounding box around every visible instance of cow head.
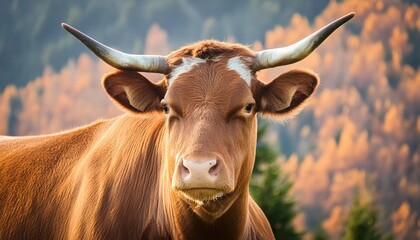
[62,13,353,220]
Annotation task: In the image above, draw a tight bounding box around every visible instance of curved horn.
[61,23,169,74]
[253,12,355,71]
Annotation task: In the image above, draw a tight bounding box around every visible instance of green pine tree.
[313,226,329,240]
[343,194,385,240]
[251,118,303,240]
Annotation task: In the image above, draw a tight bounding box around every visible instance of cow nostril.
[182,164,190,174]
[208,162,220,176]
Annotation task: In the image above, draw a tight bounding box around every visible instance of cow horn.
[253,12,355,71]
[61,23,170,74]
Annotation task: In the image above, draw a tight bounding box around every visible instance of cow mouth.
[178,188,227,205]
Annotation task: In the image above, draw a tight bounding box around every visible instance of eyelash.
[244,103,254,113]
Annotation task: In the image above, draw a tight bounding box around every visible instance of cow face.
[162,57,257,208]
[102,41,319,219]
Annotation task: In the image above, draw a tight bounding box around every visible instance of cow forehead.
[165,58,254,114]
[168,57,253,86]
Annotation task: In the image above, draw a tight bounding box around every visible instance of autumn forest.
[0,0,419,239]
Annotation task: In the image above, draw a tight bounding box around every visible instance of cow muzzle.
[182,158,219,183]
[172,156,233,203]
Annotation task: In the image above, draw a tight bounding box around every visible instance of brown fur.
[0,40,319,239]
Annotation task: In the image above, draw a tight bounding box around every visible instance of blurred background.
[0,0,419,239]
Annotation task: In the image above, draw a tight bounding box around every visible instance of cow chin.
[178,188,236,221]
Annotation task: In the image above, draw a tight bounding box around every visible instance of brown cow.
[0,13,354,239]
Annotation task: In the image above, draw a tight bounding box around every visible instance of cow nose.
[181,158,220,183]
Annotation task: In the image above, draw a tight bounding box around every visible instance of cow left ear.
[102,71,167,113]
[257,69,319,121]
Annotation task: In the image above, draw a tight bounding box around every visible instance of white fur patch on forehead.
[227,56,252,86]
[168,57,206,85]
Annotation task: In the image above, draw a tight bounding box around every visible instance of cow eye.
[162,104,169,114]
[244,103,254,113]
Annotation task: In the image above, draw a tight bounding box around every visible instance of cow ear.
[102,71,166,113]
[258,69,319,121]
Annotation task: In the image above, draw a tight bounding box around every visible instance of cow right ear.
[102,71,167,113]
